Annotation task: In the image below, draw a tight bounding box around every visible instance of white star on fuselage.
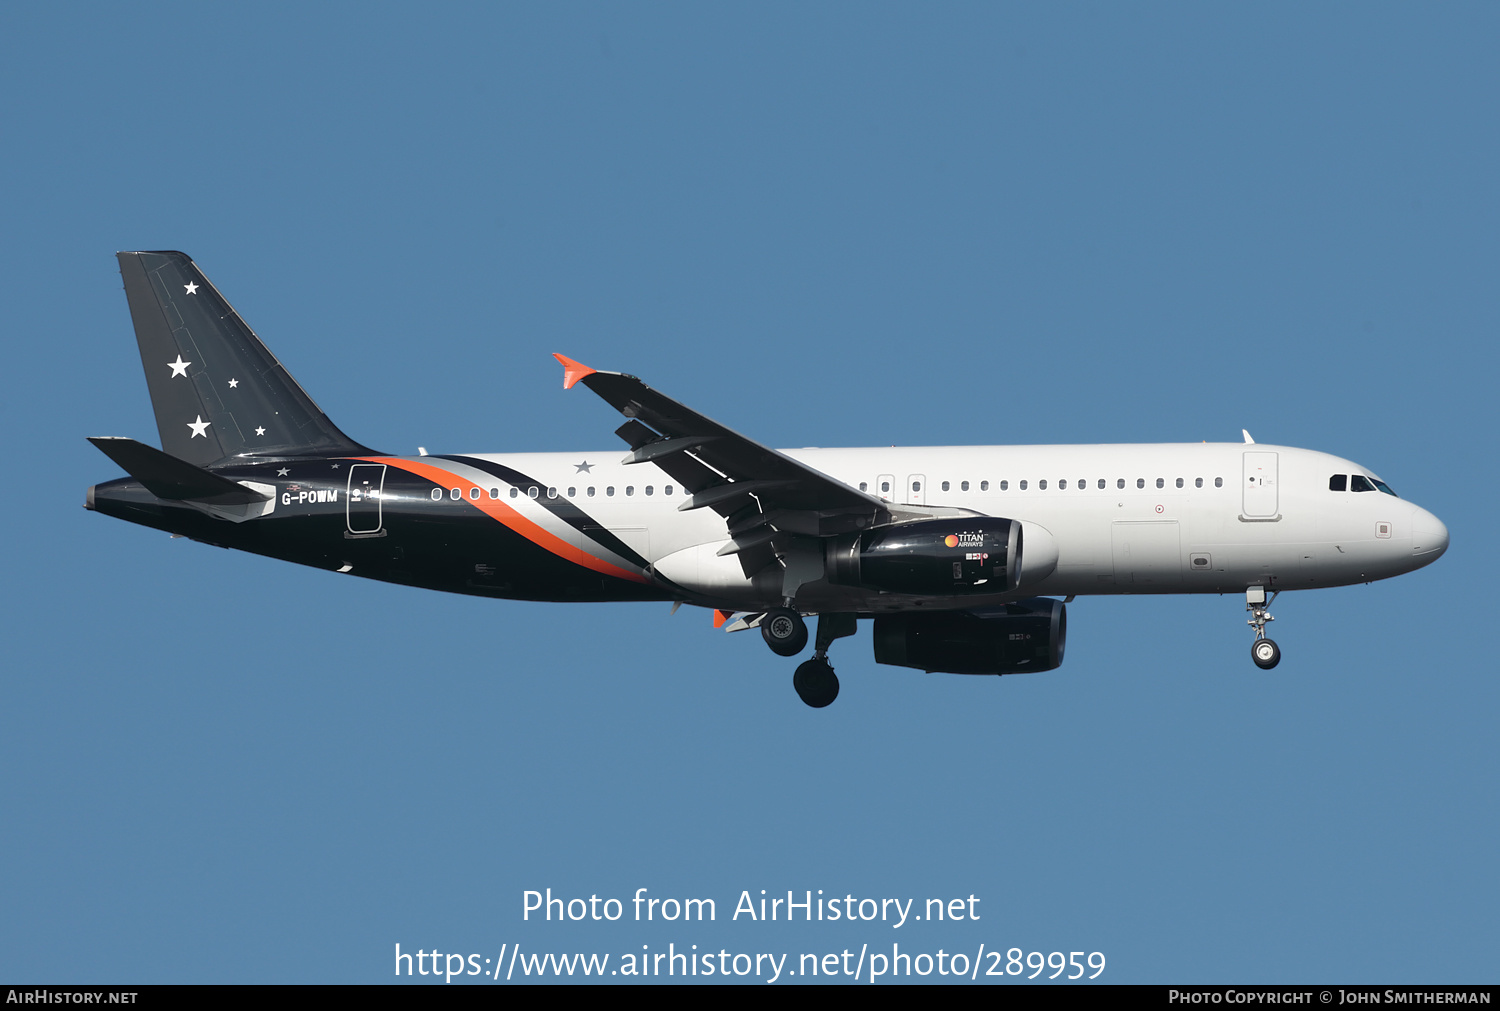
[575,460,593,473]
[255,427,266,436]
[184,282,198,294]
[167,355,191,378]
[187,416,211,439]
[276,468,290,477]
[228,378,239,388]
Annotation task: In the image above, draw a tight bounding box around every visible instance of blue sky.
[1,4,1495,984]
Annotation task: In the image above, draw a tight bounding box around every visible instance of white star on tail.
[187,416,211,438]
[167,355,191,378]
[228,378,239,388]
[184,282,199,294]
[255,427,266,436]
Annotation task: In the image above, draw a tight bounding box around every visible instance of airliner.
[87,251,1450,707]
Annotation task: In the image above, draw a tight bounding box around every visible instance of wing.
[555,354,893,577]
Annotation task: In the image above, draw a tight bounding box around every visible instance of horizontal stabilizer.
[87,437,271,505]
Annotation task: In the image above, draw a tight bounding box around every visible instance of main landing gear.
[794,657,839,708]
[1246,586,1281,670]
[761,609,857,707]
[761,607,808,657]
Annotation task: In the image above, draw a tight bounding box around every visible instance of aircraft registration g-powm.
[88,251,1450,707]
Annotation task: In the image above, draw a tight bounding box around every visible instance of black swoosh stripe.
[438,455,653,571]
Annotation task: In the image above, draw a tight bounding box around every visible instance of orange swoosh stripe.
[356,457,649,584]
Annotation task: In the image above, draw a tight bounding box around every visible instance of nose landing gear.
[1246,586,1281,669]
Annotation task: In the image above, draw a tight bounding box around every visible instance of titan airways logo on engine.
[944,532,986,548]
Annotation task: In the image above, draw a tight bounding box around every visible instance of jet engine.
[872,597,1067,675]
[826,517,1058,596]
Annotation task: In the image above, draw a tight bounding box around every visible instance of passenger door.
[1242,452,1279,518]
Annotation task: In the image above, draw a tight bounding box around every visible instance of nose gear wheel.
[1251,638,1281,669]
[1246,587,1281,670]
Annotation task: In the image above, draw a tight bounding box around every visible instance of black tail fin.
[117,251,374,467]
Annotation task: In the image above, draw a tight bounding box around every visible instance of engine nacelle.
[826,517,1022,596]
[872,597,1067,675]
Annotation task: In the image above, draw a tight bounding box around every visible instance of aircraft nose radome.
[1411,507,1449,562]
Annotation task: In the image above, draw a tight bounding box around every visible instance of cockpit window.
[1350,475,1375,493]
[1371,478,1398,498]
[1329,474,1347,492]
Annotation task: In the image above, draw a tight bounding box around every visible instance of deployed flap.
[117,251,374,467]
[556,356,885,525]
[88,437,270,505]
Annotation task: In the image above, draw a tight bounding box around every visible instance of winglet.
[553,353,597,390]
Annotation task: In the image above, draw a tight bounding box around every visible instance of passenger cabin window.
[1018,480,1027,491]
[510,487,519,498]
[1175,478,1184,489]
[645,486,654,496]
[1215,477,1223,488]
[1195,478,1203,489]
[859,482,868,492]
[1137,478,1145,489]
[1039,479,1048,490]
[1058,479,1067,490]
[1351,475,1376,493]
[568,487,576,497]
[1098,479,1106,489]
[1117,478,1125,489]
[1156,478,1165,489]
[961,481,969,491]
[1329,474,1348,492]
[941,481,950,492]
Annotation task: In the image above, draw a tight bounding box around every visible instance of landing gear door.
[1242,452,1279,518]
[347,463,387,536]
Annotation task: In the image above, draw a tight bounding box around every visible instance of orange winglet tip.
[713,609,733,628]
[553,353,597,390]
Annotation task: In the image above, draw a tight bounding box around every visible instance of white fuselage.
[450,442,1448,612]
